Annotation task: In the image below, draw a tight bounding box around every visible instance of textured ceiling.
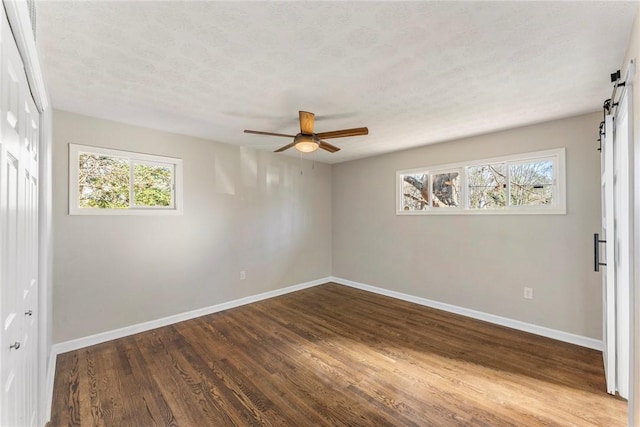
[37,1,639,164]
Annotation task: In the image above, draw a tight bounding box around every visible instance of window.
[399,169,463,210]
[69,144,183,215]
[431,170,461,208]
[397,148,565,215]
[508,159,554,207]
[467,163,506,209]
[400,172,429,211]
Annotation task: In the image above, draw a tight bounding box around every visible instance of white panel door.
[21,95,39,427]
[0,6,40,426]
[601,114,616,395]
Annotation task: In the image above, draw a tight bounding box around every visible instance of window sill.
[396,207,567,216]
[69,208,183,216]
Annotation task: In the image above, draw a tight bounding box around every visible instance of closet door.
[21,93,39,427]
[0,6,40,426]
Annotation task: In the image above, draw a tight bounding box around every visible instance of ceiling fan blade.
[244,130,295,138]
[319,141,341,153]
[299,111,315,135]
[315,127,368,139]
[274,142,296,152]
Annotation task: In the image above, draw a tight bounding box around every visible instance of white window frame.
[69,144,183,215]
[396,148,566,215]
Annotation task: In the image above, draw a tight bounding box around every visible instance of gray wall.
[53,110,603,343]
[332,113,602,339]
[52,110,332,343]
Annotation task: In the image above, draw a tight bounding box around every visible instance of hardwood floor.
[50,283,627,426]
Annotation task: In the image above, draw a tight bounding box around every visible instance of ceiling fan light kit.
[244,110,368,154]
[294,134,320,153]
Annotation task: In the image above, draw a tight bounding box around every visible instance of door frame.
[625,56,640,427]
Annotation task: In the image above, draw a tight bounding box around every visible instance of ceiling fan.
[244,111,368,153]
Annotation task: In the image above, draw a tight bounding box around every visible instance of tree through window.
[401,172,429,210]
[79,153,130,208]
[509,160,554,206]
[467,163,506,209]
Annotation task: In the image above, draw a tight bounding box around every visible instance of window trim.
[69,144,183,215]
[396,148,566,215]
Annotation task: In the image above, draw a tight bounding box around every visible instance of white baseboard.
[52,277,330,355]
[329,276,604,351]
[50,274,602,365]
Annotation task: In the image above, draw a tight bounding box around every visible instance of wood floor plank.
[50,352,81,427]
[50,283,627,426]
[119,336,179,427]
[137,327,242,426]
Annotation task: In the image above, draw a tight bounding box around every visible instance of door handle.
[25,310,32,316]
[594,233,607,272]
[9,342,20,350]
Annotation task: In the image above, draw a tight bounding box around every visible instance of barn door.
[598,69,634,399]
[0,6,40,426]
[601,114,617,395]
[613,86,632,400]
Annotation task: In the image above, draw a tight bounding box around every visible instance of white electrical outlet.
[524,287,533,299]
[240,271,246,280]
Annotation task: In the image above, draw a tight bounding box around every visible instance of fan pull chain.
[299,151,303,175]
